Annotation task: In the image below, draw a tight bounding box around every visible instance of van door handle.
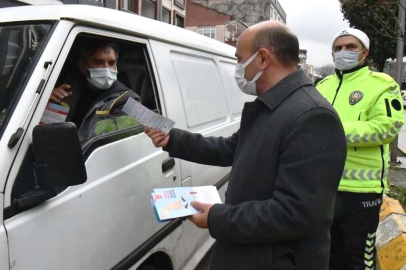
[162,158,175,173]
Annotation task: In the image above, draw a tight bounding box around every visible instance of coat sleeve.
[344,84,404,147]
[163,128,238,167]
[207,107,347,244]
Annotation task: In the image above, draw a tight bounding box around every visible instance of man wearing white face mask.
[317,29,404,270]
[145,21,347,270]
[49,41,140,141]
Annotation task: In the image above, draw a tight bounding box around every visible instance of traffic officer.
[317,28,405,270]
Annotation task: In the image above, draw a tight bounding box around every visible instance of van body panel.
[170,52,229,129]
[0,194,9,270]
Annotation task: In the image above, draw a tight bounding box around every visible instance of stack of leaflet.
[151,186,222,222]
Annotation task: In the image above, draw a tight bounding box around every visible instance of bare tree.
[317,64,336,78]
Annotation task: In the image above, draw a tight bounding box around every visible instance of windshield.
[0,23,52,136]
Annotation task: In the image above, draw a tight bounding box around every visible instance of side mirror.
[32,122,87,188]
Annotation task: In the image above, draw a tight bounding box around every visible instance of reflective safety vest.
[316,66,405,193]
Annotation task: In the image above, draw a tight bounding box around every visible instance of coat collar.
[334,65,369,82]
[258,69,313,110]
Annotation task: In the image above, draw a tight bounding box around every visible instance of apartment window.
[175,0,185,8]
[174,13,185,28]
[162,8,171,24]
[118,0,128,9]
[198,26,216,39]
[122,0,139,14]
[141,0,156,19]
[274,11,277,19]
[270,8,273,19]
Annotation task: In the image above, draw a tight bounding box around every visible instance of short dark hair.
[80,41,119,64]
[253,26,299,67]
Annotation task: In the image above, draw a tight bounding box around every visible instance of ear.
[78,60,87,75]
[258,48,271,69]
[363,48,370,58]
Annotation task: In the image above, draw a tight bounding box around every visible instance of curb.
[377,197,406,270]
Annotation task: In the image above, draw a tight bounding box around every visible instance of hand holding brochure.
[151,186,222,222]
[122,97,175,134]
[40,102,69,124]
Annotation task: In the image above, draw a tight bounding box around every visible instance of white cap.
[332,28,370,50]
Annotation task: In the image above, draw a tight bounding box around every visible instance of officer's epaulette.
[368,71,396,84]
[316,75,334,86]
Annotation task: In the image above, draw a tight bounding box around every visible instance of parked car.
[0,5,254,270]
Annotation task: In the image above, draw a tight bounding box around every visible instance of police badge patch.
[349,91,363,105]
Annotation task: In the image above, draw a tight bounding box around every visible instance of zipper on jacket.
[332,71,343,106]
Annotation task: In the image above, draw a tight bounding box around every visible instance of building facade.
[269,0,286,23]
[298,49,321,81]
[118,0,186,26]
[191,0,286,26]
[186,0,247,46]
[1,0,186,27]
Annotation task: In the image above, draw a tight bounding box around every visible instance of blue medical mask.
[235,51,264,96]
[86,67,118,90]
[333,50,366,71]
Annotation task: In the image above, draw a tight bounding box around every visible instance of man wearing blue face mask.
[317,29,404,270]
[145,21,347,270]
[49,41,140,142]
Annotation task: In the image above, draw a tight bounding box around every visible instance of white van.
[0,5,253,270]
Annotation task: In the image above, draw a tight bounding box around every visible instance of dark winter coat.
[164,70,347,270]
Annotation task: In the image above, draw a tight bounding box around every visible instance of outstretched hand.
[144,127,170,148]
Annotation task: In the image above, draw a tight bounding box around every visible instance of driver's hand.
[50,84,72,103]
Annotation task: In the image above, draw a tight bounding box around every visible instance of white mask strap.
[243,51,259,68]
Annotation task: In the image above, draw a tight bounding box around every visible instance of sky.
[279,0,350,67]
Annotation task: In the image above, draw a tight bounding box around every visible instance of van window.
[0,23,52,138]
[40,34,159,145]
[171,52,228,128]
